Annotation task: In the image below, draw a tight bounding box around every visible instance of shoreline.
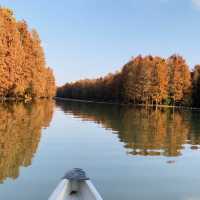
[54,97,200,110]
[0,97,53,102]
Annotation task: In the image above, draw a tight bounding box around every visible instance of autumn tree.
[0,7,56,99]
[121,55,168,105]
[167,55,192,105]
[57,54,195,107]
[192,65,200,107]
[0,8,24,97]
[150,57,168,105]
[57,71,122,102]
[122,55,142,103]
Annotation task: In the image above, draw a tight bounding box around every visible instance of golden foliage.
[57,54,195,106]
[0,8,56,99]
[57,72,122,102]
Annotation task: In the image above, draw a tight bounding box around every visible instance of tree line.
[57,54,200,107]
[0,7,56,99]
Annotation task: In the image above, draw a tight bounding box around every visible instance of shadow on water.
[56,99,200,157]
[0,100,54,183]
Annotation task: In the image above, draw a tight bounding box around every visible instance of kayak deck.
[48,168,103,200]
[67,193,82,200]
[49,180,103,200]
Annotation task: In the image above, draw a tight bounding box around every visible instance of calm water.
[0,99,200,200]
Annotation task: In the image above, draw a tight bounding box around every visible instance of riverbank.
[54,97,200,110]
[54,97,120,105]
[0,97,27,102]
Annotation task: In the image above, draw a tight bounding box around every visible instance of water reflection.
[56,100,200,157]
[0,100,54,183]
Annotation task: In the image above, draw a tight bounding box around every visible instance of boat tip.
[63,168,90,181]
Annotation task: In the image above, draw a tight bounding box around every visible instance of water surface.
[0,99,200,200]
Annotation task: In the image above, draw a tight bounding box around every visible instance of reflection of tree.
[187,112,200,146]
[120,108,190,156]
[0,100,54,183]
[56,100,200,157]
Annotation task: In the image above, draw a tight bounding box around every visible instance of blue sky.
[1,0,200,85]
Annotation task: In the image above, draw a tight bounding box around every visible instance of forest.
[57,55,200,107]
[2,7,200,107]
[0,8,55,99]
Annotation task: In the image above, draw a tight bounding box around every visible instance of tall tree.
[167,55,191,105]
[150,57,168,105]
[0,7,56,99]
[192,65,200,107]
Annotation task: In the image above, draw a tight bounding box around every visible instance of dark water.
[0,99,200,200]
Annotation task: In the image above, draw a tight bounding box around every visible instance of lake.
[0,99,200,200]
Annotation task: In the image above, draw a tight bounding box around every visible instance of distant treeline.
[0,8,56,99]
[57,55,200,107]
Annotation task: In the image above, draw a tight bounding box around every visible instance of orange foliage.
[0,8,56,99]
[57,72,122,102]
[57,54,194,106]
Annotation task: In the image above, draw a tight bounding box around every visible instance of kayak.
[48,168,103,200]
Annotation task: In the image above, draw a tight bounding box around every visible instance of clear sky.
[1,0,200,86]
